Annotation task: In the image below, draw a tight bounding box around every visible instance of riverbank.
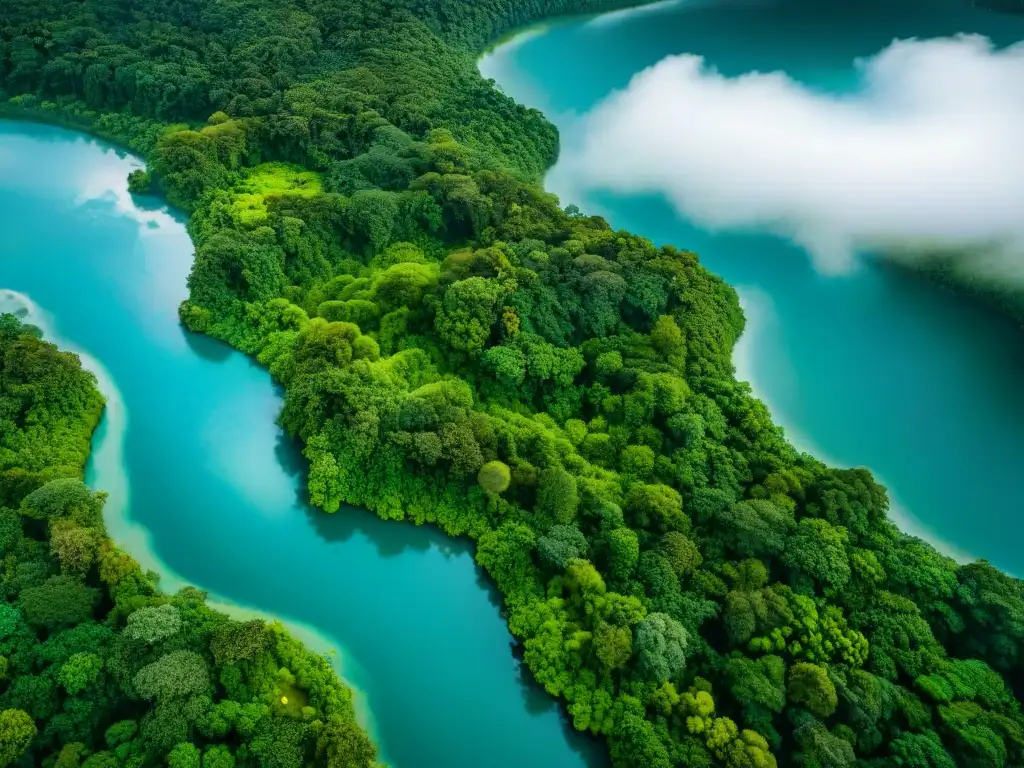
[0,287,384,736]
[1,117,606,768]
[729,286,982,568]
[479,0,678,58]
[0,289,382,766]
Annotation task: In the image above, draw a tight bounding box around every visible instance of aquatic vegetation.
[5,1,1024,767]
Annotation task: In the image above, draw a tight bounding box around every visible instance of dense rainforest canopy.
[5,0,1024,766]
[0,316,381,767]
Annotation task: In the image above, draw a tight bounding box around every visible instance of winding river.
[0,121,605,768]
[3,1,1024,766]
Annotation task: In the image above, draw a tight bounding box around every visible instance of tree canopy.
[6,0,1024,766]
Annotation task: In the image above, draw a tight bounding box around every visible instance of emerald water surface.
[481,0,1024,573]
[0,121,604,768]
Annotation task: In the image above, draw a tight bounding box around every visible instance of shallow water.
[0,120,605,768]
[481,0,1024,572]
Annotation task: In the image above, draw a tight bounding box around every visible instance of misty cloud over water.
[554,35,1024,283]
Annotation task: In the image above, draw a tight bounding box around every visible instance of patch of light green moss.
[228,162,323,227]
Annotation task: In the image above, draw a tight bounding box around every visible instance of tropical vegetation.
[0,315,381,767]
[5,0,1024,766]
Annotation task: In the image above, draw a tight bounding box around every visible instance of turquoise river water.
[3,1,1024,766]
[0,121,605,768]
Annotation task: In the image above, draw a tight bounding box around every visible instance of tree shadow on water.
[510,642,611,766]
[131,193,169,215]
[272,431,476,561]
[274,432,308,484]
[306,503,442,560]
[475,566,504,612]
[180,326,232,362]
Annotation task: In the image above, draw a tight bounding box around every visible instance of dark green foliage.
[0,316,103,506]
[634,612,688,684]
[0,709,35,766]
[6,0,1024,765]
[477,460,512,494]
[787,663,838,718]
[660,531,702,577]
[19,575,98,631]
[126,169,151,195]
[317,716,379,768]
[537,525,588,570]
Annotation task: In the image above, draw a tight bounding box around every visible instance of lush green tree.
[660,532,702,578]
[210,620,270,666]
[202,745,236,768]
[478,461,512,495]
[888,730,956,767]
[168,742,202,768]
[593,622,632,671]
[783,518,851,590]
[650,316,685,361]
[537,468,579,524]
[127,169,152,194]
[725,655,786,727]
[82,752,119,768]
[21,479,104,527]
[54,742,87,768]
[0,709,35,767]
[123,604,182,644]
[634,612,688,683]
[49,521,100,576]
[788,663,839,718]
[19,576,99,630]
[315,715,378,768]
[134,651,210,702]
[537,525,588,571]
[619,445,655,479]
[58,652,104,694]
[716,500,792,559]
[626,484,686,533]
[610,713,672,768]
[477,523,540,602]
[435,278,504,355]
[607,528,640,581]
[793,717,855,767]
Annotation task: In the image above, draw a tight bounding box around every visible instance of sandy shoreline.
[0,287,383,746]
[731,285,982,568]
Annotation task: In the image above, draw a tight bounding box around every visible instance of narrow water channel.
[0,120,606,768]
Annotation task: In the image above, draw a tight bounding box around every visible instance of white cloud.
[552,35,1024,283]
[0,129,175,233]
